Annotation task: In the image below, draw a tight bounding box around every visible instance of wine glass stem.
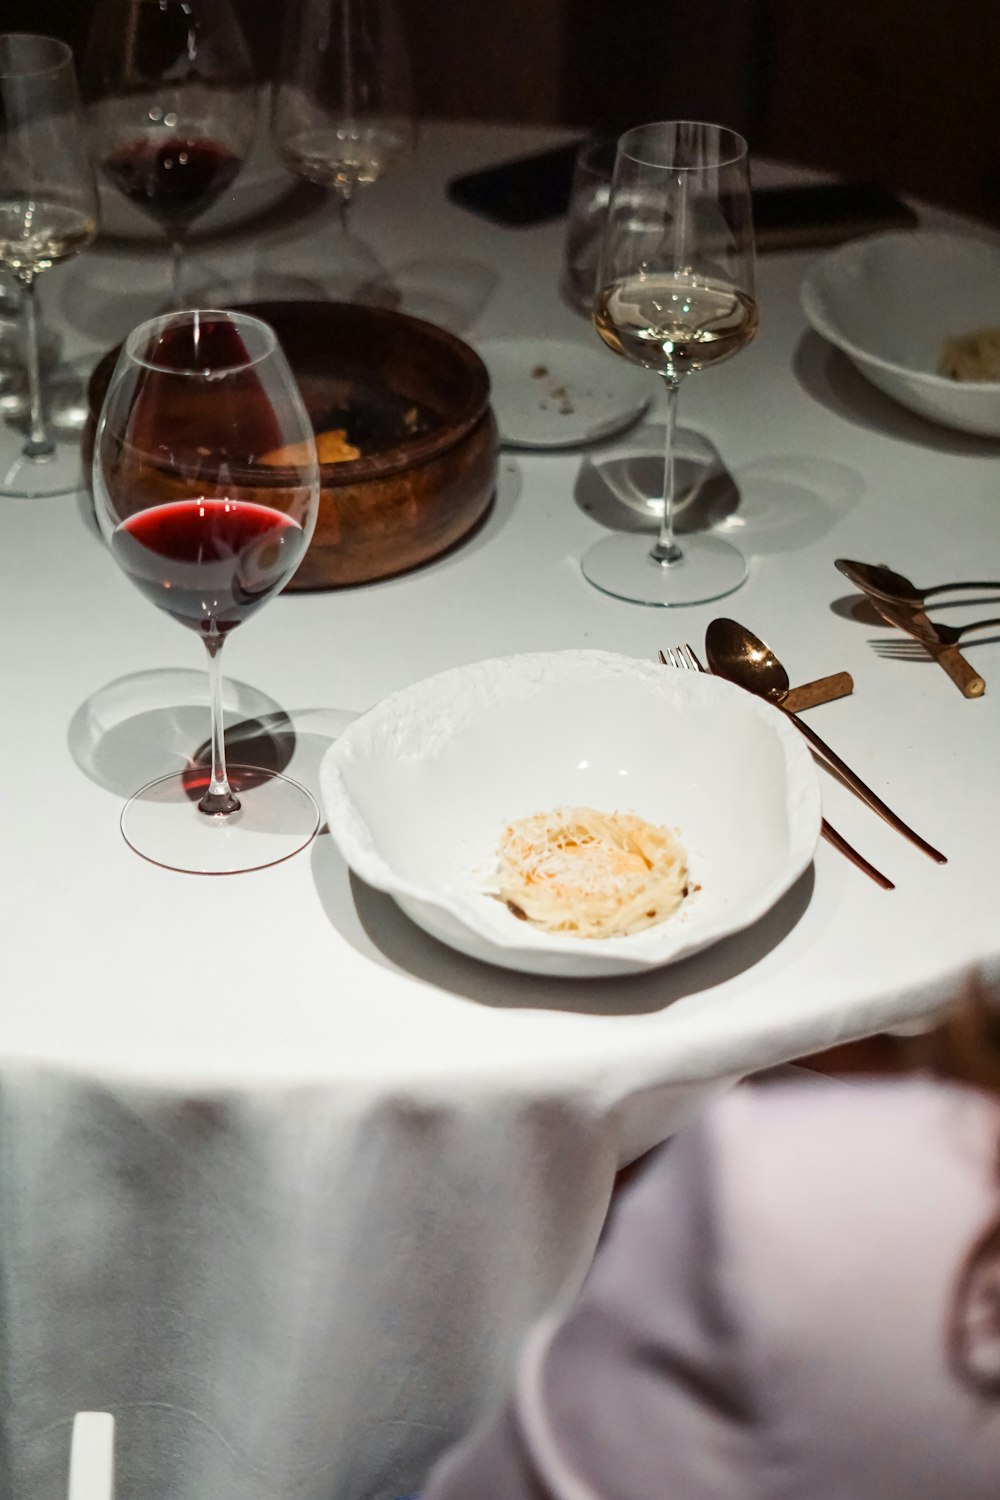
[199,631,240,816]
[650,373,683,566]
[170,237,186,311]
[20,277,54,461]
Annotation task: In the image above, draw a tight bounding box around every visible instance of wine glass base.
[120,764,321,875]
[581,531,748,607]
[0,423,84,497]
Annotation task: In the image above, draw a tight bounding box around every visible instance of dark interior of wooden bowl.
[86,300,492,481]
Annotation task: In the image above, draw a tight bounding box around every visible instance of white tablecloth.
[2,120,999,1500]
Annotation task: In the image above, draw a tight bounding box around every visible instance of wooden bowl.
[84,300,499,588]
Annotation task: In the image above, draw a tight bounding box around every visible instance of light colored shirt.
[423,1078,1000,1500]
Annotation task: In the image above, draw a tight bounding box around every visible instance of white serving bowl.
[320,650,821,978]
[801,229,1000,436]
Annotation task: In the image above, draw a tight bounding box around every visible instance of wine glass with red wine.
[93,309,321,874]
[82,0,257,309]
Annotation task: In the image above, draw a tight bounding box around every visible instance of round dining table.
[2,117,999,1500]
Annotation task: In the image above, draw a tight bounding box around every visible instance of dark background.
[8,0,1000,225]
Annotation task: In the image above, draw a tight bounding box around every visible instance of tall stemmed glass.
[585,121,757,607]
[272,0,415,293]
[82,0,258,310]
[93,309,321,874]
[0,34,99,498]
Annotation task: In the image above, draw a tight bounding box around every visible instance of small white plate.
[320,650,820,978]
[475,337,649,448]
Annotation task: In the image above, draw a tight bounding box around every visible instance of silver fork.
[659,646,895,891]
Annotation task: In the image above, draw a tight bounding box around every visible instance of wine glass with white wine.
[271,0,415,297]
[0,34,98,498]
[585,121,757,607]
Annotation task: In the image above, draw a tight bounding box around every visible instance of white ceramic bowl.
[320,650,821,977]
[801,229,1000,436]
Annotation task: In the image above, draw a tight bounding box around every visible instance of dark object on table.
[752,181,917,252]
[448,139,588,225]
[448,142,918,252]
[85,300,499,588]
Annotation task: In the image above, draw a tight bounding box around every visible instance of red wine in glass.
[101,137,244,231]
[111,498,308,633]
[82,0,258,307]
[94,309,321,875]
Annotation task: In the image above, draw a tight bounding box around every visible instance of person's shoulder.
[697,1074,999,1230]
[710,1073,996,1152]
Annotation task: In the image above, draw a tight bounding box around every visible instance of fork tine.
[659,646,701,670]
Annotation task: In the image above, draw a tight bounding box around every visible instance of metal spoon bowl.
[835,558,1000,607]
[706,619,790,700]
[705,618,946,865]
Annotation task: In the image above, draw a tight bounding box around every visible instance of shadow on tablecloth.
[307,833,814,1017]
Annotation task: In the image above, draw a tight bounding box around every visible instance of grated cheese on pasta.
[493,806,689,939]
[939,327,1000,382]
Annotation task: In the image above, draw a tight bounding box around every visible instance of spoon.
[835,558,1000,608]
[705,619,946,865]
[661,644,894,889]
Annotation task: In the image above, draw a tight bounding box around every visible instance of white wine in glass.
[585,121,757,607]
[0,34,98,498]
[272,0,415,293]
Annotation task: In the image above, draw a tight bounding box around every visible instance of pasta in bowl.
[319,650,821,977]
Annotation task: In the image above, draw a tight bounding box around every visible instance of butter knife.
[873,598,986,699]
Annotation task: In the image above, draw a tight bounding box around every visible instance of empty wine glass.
[93,309,321,874]
[585,121,757,607]
[272,0,415,296]
[82,0,258,310]
[0,34,99,498]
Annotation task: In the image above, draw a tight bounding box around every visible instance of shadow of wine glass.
[257,220,393,305]
[1,350,92,442]
[0,299,88,437]
[306,833,815,1017]
[713,454,864,555]
[68,669,299,798]
[358,256,499,334]
[574,422,740,535]
[212,263,329,306]
[55,249,173,346]
[69,668,361,829]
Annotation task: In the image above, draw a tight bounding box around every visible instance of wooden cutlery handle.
[934,644,986,698]
[782,671,854,713]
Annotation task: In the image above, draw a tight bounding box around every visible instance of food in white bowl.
[494,805,689,939]
[319,650,821,978]
[800,229,1000,436]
